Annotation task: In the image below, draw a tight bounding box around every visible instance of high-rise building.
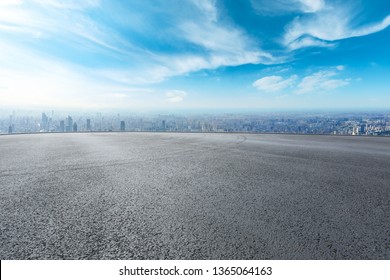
[60,120,65,132]
[360,124,366,134]
[42,112,47,124]
[41,112,49,131]
[120,121,125,131]
[66,116,73,132]
[162,120,166,131]
[8,125,12,134]
[86,119,91,131]
[73,122,78,132]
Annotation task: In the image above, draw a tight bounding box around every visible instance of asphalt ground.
[0,132,389,259]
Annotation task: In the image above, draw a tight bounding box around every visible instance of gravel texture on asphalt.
[0,132,389,259]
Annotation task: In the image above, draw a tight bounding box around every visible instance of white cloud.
[253,75,297,92]
[190,0,217,22]
[251,0,324,15]
[165,90,187,103]
[0,0,132,55]
[94,51,269,87]
[350,15,390,38]
[283,3,390,50]
[0,0,23,6]
[295,71,349,94]
[298,0,325,13]
[287,36,335,50]
[0,41,158,109]
[0,67,154,109]
[253,66,351,95]
[179,0,278,68]
[32,0,100,10]
[178,10,275,67]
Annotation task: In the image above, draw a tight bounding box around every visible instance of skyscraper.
[73,122,78,132]
[360,124,366,134]
[120,121,125,131]
[87,119,91,131]
[66,116,73,132]
[162,120,166,131]
[60,120,65,132]
[41,113,48,131]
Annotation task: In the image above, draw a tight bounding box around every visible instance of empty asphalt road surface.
[1,132,389,259]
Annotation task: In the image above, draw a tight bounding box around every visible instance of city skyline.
[3,109,390,136]
[0,0,390,110]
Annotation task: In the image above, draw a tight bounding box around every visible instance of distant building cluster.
[1,110,390,136]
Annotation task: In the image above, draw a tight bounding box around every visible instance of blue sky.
[0,0,389,110]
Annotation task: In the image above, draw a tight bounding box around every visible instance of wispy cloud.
[178,0,275,68]
[0,41,156,109]
[32,0,100,10]
[0,0,23,6]
[253,75,297,92]
[251,0,325,15]
[253,66,350,94]
[350,15,390,37]
[298,0,325,13]
[179,21,263,61]
[286,36,335,50]
[0,0,132,56]
[283,2,390,50]
[166,90,187,103]
[295,71,349,94]
[190,0,218,22]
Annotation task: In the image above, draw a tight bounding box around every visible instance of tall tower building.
[66,116,73,132]
[60,120,65,132]
[120,121,125,131]
[86,119,91,131]
[162,120,166,131]
[73,122,78,132]
[360,124,366,134]
[41,113,48,131]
